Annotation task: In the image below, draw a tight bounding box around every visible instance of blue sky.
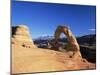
[12,1,96,39]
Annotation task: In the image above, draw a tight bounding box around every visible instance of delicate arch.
[54,25,82,58]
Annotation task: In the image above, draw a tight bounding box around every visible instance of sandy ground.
[12,45,95,74]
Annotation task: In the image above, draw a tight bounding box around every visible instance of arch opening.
[54,25,82,58]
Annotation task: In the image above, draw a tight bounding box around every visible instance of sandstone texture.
[12,25,95,74]
[12,45,95,74]
[12,25,37,48]
[54,25,82,59]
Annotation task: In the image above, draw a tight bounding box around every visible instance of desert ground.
[12,25,96,74]
[12,44,95,74]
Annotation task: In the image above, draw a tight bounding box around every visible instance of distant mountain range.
[34,34,96,46]
[77,34,96,46]
[34,36,54,40]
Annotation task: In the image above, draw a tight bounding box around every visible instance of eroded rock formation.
[54,25,82,59]
[12,25,95,74]
[12,25,37,48]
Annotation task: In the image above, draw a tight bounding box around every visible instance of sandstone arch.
[54,25,82,58]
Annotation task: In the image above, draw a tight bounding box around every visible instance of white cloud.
[88,28,95,31]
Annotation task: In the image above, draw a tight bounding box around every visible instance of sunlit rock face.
[12,25,37,48]
[12,25,95,74]
[54,25,82,59]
